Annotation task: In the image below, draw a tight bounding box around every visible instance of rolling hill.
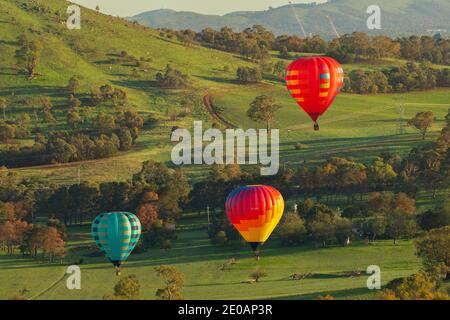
[130,0,450,38]
[1,0,449,185]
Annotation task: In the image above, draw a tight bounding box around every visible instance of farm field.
[0,214,423,300]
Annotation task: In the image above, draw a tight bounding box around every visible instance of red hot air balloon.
[225,185,284,259]
[285,56,344,130]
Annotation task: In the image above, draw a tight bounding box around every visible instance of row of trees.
[0,217,65,262]
[344,62,450,94]
[161,25,449,65]
[0,108,144,167]
[1,160,190,225]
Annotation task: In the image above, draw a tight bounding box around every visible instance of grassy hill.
[0,0,252,183]
[131,0,450,38]
[1,0,449,186]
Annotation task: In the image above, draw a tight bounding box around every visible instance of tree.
[67,76,81,95]
[247,95,281,131]
[366,214,386,241]
[277,213,307,246]
[0,220,29,255]
[0,98,7,119]
[249,269,268,283]
[273,61,287,80]
[417,200,450,230]
[95,112,116,131]
[408,111,434,140]
[236,66,262,83]
[307,213,336,247]
[279,46,291,59]
[367,157,397,189]
[415,226,449,274]
[137,202,159,231]
[15,37,42,78]
[105,275,141,300]
[155,64,190,88]
[378,269,449,300]
[0,121,16,144]
[386,210,417,244]
[155,265,185,300]
[67,110,82,129]
[40,97,55,123]
[40,227,65,262]
[132,161,191,221]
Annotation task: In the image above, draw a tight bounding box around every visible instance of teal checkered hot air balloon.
[92,212,141,276]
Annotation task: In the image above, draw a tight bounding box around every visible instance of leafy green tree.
[95,112,116,131]
[408,111,435,140]
[155,265,185,300]
[236,66,262,83]
[132,161,191,220]
[247,95,281,131]
[378,269,449,300]
[15,37,42,78]
[67,76,81,95]
[155,64,190,88]
[0,98,7,120]
[249,269,268,283]
[105,275,141,300]
[386,210,417,244]
[67,110,82,129]
[415,226,449,273]
[0,122,16,143]
[277,213,307,246]
[418,200,450,230]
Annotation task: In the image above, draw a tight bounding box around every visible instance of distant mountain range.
[129,0,450,38]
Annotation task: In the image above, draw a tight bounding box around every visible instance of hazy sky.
[72,0,326,17]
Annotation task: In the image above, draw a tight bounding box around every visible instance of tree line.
[159,26,449,65]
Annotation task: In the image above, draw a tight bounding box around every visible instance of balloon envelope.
[225,185,284,250]
[92,212,141,268]
[285,56,343,128]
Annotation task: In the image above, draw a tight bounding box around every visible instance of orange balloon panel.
[225,185,284,244]
[286,56,343,123]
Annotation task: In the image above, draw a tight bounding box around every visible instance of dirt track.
[202,94,237,129]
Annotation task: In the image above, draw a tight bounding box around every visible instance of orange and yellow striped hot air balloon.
[225,185,284,258]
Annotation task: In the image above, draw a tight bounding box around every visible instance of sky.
[71,0,326,17]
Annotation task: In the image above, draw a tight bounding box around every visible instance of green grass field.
[2,0,449,184]
[0,214,422,300]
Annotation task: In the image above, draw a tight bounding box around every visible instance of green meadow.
[0,215,422,300]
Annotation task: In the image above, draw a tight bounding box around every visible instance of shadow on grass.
[271,286,373,300]
[111,79,158,90]
[0,85,63,97]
